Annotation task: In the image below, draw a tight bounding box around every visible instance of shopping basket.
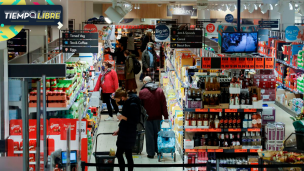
[93,133,116,171]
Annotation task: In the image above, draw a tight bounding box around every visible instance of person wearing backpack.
[139,76,169,159]
[113,89,141,171]
[124,50,137,93]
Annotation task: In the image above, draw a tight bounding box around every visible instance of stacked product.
[276,89,303,115]
[264,122,285,151]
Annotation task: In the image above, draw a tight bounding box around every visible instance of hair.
[143,76,152,83]
[103,61,113,68]
[124,50,131,56]
[114,88,127,99]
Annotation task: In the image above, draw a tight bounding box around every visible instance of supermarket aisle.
[88,115,183,171]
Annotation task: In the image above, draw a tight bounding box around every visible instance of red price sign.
[228,128,242,132]
[250,149,259,153]
[202,57,211,69]
[235,149,248,153]
[197,129,209,132]
[210,109,222,112]
[198,149,206,152]
[195,109,208,112]
[255,58,264,69]
[238,58,246,69]
[215,149,223,152]
[225,109,237,113]
[186,149,197,153]
[248,128,261,132]
[265,58,274,69]
[207,149,215,152]
[209,128,222,132]
[244,109,257,112]
[246,57,255,69]
[221,57,230,69]
[229,58,238,69]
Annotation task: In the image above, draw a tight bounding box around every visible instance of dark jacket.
[142,47,157,71]
[139,83,168,121]
[117,93,140,149]
[141,35,153,52]
[113,48,126,64]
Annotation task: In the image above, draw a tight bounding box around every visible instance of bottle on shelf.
[215,77,220,91]
[185,112,190,126]
[209,94,215,105]
[224,113,229,129]
[220,133,225,147]
[256,112,262,128]
[212,133,219,146]
[197,114,203,127]
[209,114,215,128]
[252,89,258,102]
[235,94,239,105]
[201,134,207,146]
[242,132,248,146]
[256,132,262,146]
[241,93,246,105]
[214,94,219,105]
[251,132,256,146]
[230,94,235,105]
[252,113,257,128]
[205,77,210,91]
[204,94,210,106]
[224,133,230,147]
[203,114,209,126]
[246,92,250,105]
[191,113,197,127]
[233,113,237,128]
[194,135,201,147]
[230,133,235,146]
[228,113,233,129]
[243,114,248,129]
[237,113,241,128]
[206,134,212,146]
[239,70,244,89]
[219,112,224,129]
[235,133,241,146]
[214,114,219,129]
[246,132,252,146]
[248,114,252,128]
[210,77,214,91]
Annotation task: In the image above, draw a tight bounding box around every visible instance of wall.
[69,1,86,30]
[93,4,103,18]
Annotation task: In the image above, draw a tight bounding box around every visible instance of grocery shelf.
[184,108,263,113]
[81,78,91,93]
[277,82,304,95]
[165,55,186,87]
[28,88,81,113]
[274,100,299,117]
[184,148,261,153]
[9,101,22,106]
[185,128,262,133]
[275,59,304,72]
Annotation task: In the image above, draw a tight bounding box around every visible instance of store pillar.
[0,41,8,139]
[50,0,69,41]
[279,1,295,30]
[197,10,210,20]
[172,15,191,24]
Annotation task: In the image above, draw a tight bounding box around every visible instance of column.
[280,1,295,30]
[85,2,94,21]
[197,10,211,20]
[51,0,69,41]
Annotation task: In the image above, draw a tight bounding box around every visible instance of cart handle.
[160,120,172,130]
[95,133,114,155]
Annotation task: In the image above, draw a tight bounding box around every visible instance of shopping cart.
[93,133,116,171]
[157,120,176,162]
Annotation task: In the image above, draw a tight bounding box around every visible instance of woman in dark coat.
[113,89,140,171]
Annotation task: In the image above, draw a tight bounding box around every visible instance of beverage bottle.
[230,133,236,146]
[209,114,215,128]
[247,114,252,128]
[243,114,248,128]
[228,113,233,128]
[210,77,214,91]
[224,113,229,129]
[237,113,241,128]
[214,114,220,129]
[203,114,209,126]
[256,112,262,128]
[230,94,235,105]
[252,113,257,128]
[233,113,237,128]
[204,94,210,105]
[246,132,252,146]
[205,77,210,91]
[236,133,241,146]
[209,94,215,105]
[224,133,230,147]
[242,132,248,146]
[185,112,190,126]
[220,133,225,147]
[191,113,197,126]
[219,112,224,128]
[197,114,203,127]
[256,132,262,145]
[251,132,256,146]
[235,94,239,105]
[214,94,219,105]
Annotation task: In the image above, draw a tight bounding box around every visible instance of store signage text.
[155,25,170,41]
[0,5,63,25]
[170,43,202,48]
[7,31,27,52]
[167,5,197,16]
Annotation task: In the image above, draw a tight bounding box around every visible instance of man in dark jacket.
[139,76,169,158]
[142,42,157,82]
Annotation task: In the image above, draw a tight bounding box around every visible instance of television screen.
[221,32,258,53]
[61,150,77,164]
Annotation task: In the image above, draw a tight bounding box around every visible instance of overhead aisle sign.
[62,32,98,53]
[170,29,202,48]
[7,31,27,52]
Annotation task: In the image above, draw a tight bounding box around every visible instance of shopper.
[139,76,169,158]
[127,32,135,52]
[142,42,157,82]
[113,88,140,171]
[114,43,126,65]
[124,50,137,93]
[94,61,119,121]
[141,31,154,52]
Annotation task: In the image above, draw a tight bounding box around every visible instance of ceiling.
[70,0,264,4]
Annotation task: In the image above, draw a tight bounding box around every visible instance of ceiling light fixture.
[241,3,245,12]
[138,4,140,9]
[269,4,274,10]
[289,1,294,10]
[228,4,236,12]
[261,4,269,14]
[248,3,255,13]
[254,3,258,10]
[105,17,112,24]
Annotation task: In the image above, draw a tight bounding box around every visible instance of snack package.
[29,165,35,171]
[29,140,36,151]
[29,154,35,162]
[13,142,19,151]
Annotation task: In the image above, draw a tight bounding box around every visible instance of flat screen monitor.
[61,150,77,164]
[221,32,258,53]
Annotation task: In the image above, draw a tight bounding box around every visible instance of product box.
[262,107,275,124]
[265,124,276,141]
[184,139,194,149]
[29,154,35,162]
[29,165,35,171]
[13,141,19,151]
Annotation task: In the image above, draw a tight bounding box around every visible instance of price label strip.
[221,57,230,69]
[246,57,255,69]
[265,58,274,69]
[229,58,238,69]
[210,109,222,112]
[195,109,209,112]
[225,109,237,113]
[244,109,257,112]
[255,58,264,69]
[238,58,246,69]
[235,149,248,153]
[202,57,211,69]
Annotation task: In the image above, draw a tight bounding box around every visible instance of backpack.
[131,56,141,75]
[137,102,148,131]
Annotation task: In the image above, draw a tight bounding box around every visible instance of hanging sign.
[167,5,197,16]
[259,20,279,29]
[225,14,234,23]
[285,26,304,42]
[7,31,27,52]
[221,57,230,69]
[201,57,211,69]
[255,58,265,69]
[155,25,170,42]
[238,58,247,69]
[265,58,274,69]
[170,43,202,48]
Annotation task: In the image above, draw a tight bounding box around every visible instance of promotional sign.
[60,119,77,140]
[0,5,63,25]
[9,119,22,136]
[155,25,170,42]
[205,23,219,38]
[285,26,304,42]
[7,31,27,52]
[258,29,269,41]
[76,121,87,136]
[225,14,234,23]
[170,43,202,48]
[62,32,98,53]
[259,20,279,29]
[171,30,203,37]
[171,37,202,42]
[167,5,197,16]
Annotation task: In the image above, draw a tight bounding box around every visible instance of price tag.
[244,109,257,112]
[246,57,255,69]
[215,149,223,152]
[210,109,222,112]
[228,128,242,132]
[197,129,209,132]
[221,57,230,69]
[207,149,215,152]
[186,149,197,153]
[238,58,246,69]
[195,109,209,112]
[198,149,206,152]
[225,109,237,113]
[209,128,222,132]
[235,149,248,153]
[229,58,238,69]
[265,58,274,69]
[250,149,259,153]
[202,57,211,69]
[248,128,261,132]
[255,58,264,69]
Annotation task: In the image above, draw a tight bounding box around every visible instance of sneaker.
[104,116,114,121]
